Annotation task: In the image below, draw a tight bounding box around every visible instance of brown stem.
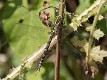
[55,0,65,80]
[55,25,62,80]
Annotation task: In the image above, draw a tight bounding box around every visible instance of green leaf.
[26,67,45,80]
[2,6,50,61]
[93,29,104,40]
[98,15,104,20]
[76,0,92,14]
[96,19,107,35]
[0,0,22,20]
[101,1,107,13]
[2,0,58,62]
[42,63,54,80]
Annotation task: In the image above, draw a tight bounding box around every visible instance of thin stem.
[2,0,105,79]
[2,36,57,80]
[55,35,61,80]
[55,0,65,80]
[69,0,106,31]
[87,3,103,62]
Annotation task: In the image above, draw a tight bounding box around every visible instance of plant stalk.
[87,3,103,62]
[2,0,105,79]
[55,0,65,80]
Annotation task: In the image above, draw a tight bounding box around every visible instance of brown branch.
[2,0,105,79]
[55,0,65,80]
[2,36,57,80]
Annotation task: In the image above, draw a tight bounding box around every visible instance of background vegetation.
[0,0,107,80]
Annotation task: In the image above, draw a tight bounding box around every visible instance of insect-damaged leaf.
[3,6,49,61]
[90,46,107,62]
[93,29,104,40]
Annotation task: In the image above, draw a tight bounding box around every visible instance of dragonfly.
[3,1,61,71]
[3,1,83,73]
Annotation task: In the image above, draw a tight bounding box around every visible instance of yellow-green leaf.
[90,46,107,62]
[93,29,104,40]
[98,15,104,20]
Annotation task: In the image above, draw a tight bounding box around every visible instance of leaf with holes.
[2,3,56,61]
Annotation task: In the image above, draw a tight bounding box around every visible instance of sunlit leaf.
[101,2,107,13]
[3,6,49,61]
[90,46,107,62]
[2,0,58,61]
[86,25,92,31]
[93,29,104,40]
[76,0,92,14]
[70,18,82,31]
[98,15,104,20]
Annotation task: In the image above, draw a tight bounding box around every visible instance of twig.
[69,0,106,31]
[1,0,106,79]
[87,1,104,62]
[55,0,65,80]
[2,36,57,80]
[55,34,61,80]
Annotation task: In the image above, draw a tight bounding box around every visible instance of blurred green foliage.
[0,0,107,80]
